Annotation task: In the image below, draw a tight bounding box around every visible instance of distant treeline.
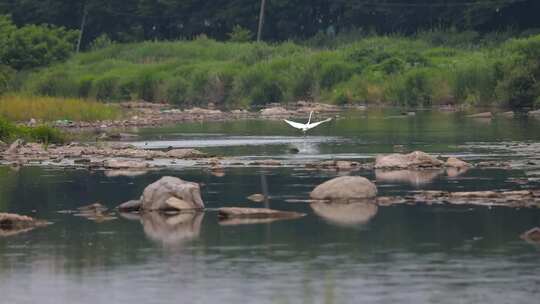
[1,0,539,47]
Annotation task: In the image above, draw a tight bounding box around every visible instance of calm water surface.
[1,110,539,303]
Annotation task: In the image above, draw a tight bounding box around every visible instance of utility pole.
[76,2,88,53]
[257,0,266,42]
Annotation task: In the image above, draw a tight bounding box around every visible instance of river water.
[1,109,539,303]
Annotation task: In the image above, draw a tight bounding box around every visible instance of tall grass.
[0,95,121,122]
[16,33,540,109]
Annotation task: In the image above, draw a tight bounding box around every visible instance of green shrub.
[0,117,17,141]
[90,34,114,51]
[319,60,354,88]
[94,75,121,101]
[0,65,15,94]
[392,69,434,107]
[452,61,498,106]
[495,35,540,109]
[165,76,190,105]
[228,25,253,43]
[0,117,65,144]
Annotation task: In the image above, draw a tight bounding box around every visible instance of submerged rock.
[375,169,442,186]
[74,203,116,222]
[377,189,540,208]
[468,112,493,119]
[311,201,378,226]
[247,194,266,203]
[140,176,205,211]
[521,227,540,244]
[104,170,149,178]
[311,176,378,200]
[306,160,369,172]
[0,213,50,236]
[218,207,305,220]
[250,159,282,166]
[104,159,150,169]
[166,149,205,159]
[445,157,472,168]
[375,151,443,169]
[117,200,142,212]
[528,109,540,117]
[500,111,514,118]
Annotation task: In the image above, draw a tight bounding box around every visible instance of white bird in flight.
[284,111,332,133]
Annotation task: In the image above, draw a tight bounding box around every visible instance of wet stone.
[520,227,540,244]
[0,213,50,237]
[218,207,305,220]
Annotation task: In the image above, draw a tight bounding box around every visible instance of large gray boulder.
[310,176,377,200]
[375,151,443,169]
[140,176,205,211]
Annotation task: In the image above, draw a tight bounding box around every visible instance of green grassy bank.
[13,33,540,110]
[0,117,64,144]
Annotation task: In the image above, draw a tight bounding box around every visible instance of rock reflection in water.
[122,212,204,246]
[446,167,469,178]
[375,169,443,186]
[311,201,378,226]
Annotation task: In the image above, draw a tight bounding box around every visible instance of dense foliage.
[0,15,78,70]
[0,0,539,47]
[0,1,539,110]
[19,33,540,110]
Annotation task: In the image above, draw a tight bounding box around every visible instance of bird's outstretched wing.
[305,118,332,130]
[283,119,306,130]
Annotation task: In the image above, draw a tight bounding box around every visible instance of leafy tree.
[0,15,78,70]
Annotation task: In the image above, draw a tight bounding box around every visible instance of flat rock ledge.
[375,151,444,169]
[218,207,305,220]
[376,190,540,208]
[375,151,474,170]
[0,213,50,236]
[0,141,207,169]
[305,160,372,171]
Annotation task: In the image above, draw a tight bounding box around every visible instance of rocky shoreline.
[31,101,540,132]
[47,101,344,131]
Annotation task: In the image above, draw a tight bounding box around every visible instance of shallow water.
[1,110,540,303]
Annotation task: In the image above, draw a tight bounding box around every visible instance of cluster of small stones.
[48,101,343,131]
[305,160,373,171]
